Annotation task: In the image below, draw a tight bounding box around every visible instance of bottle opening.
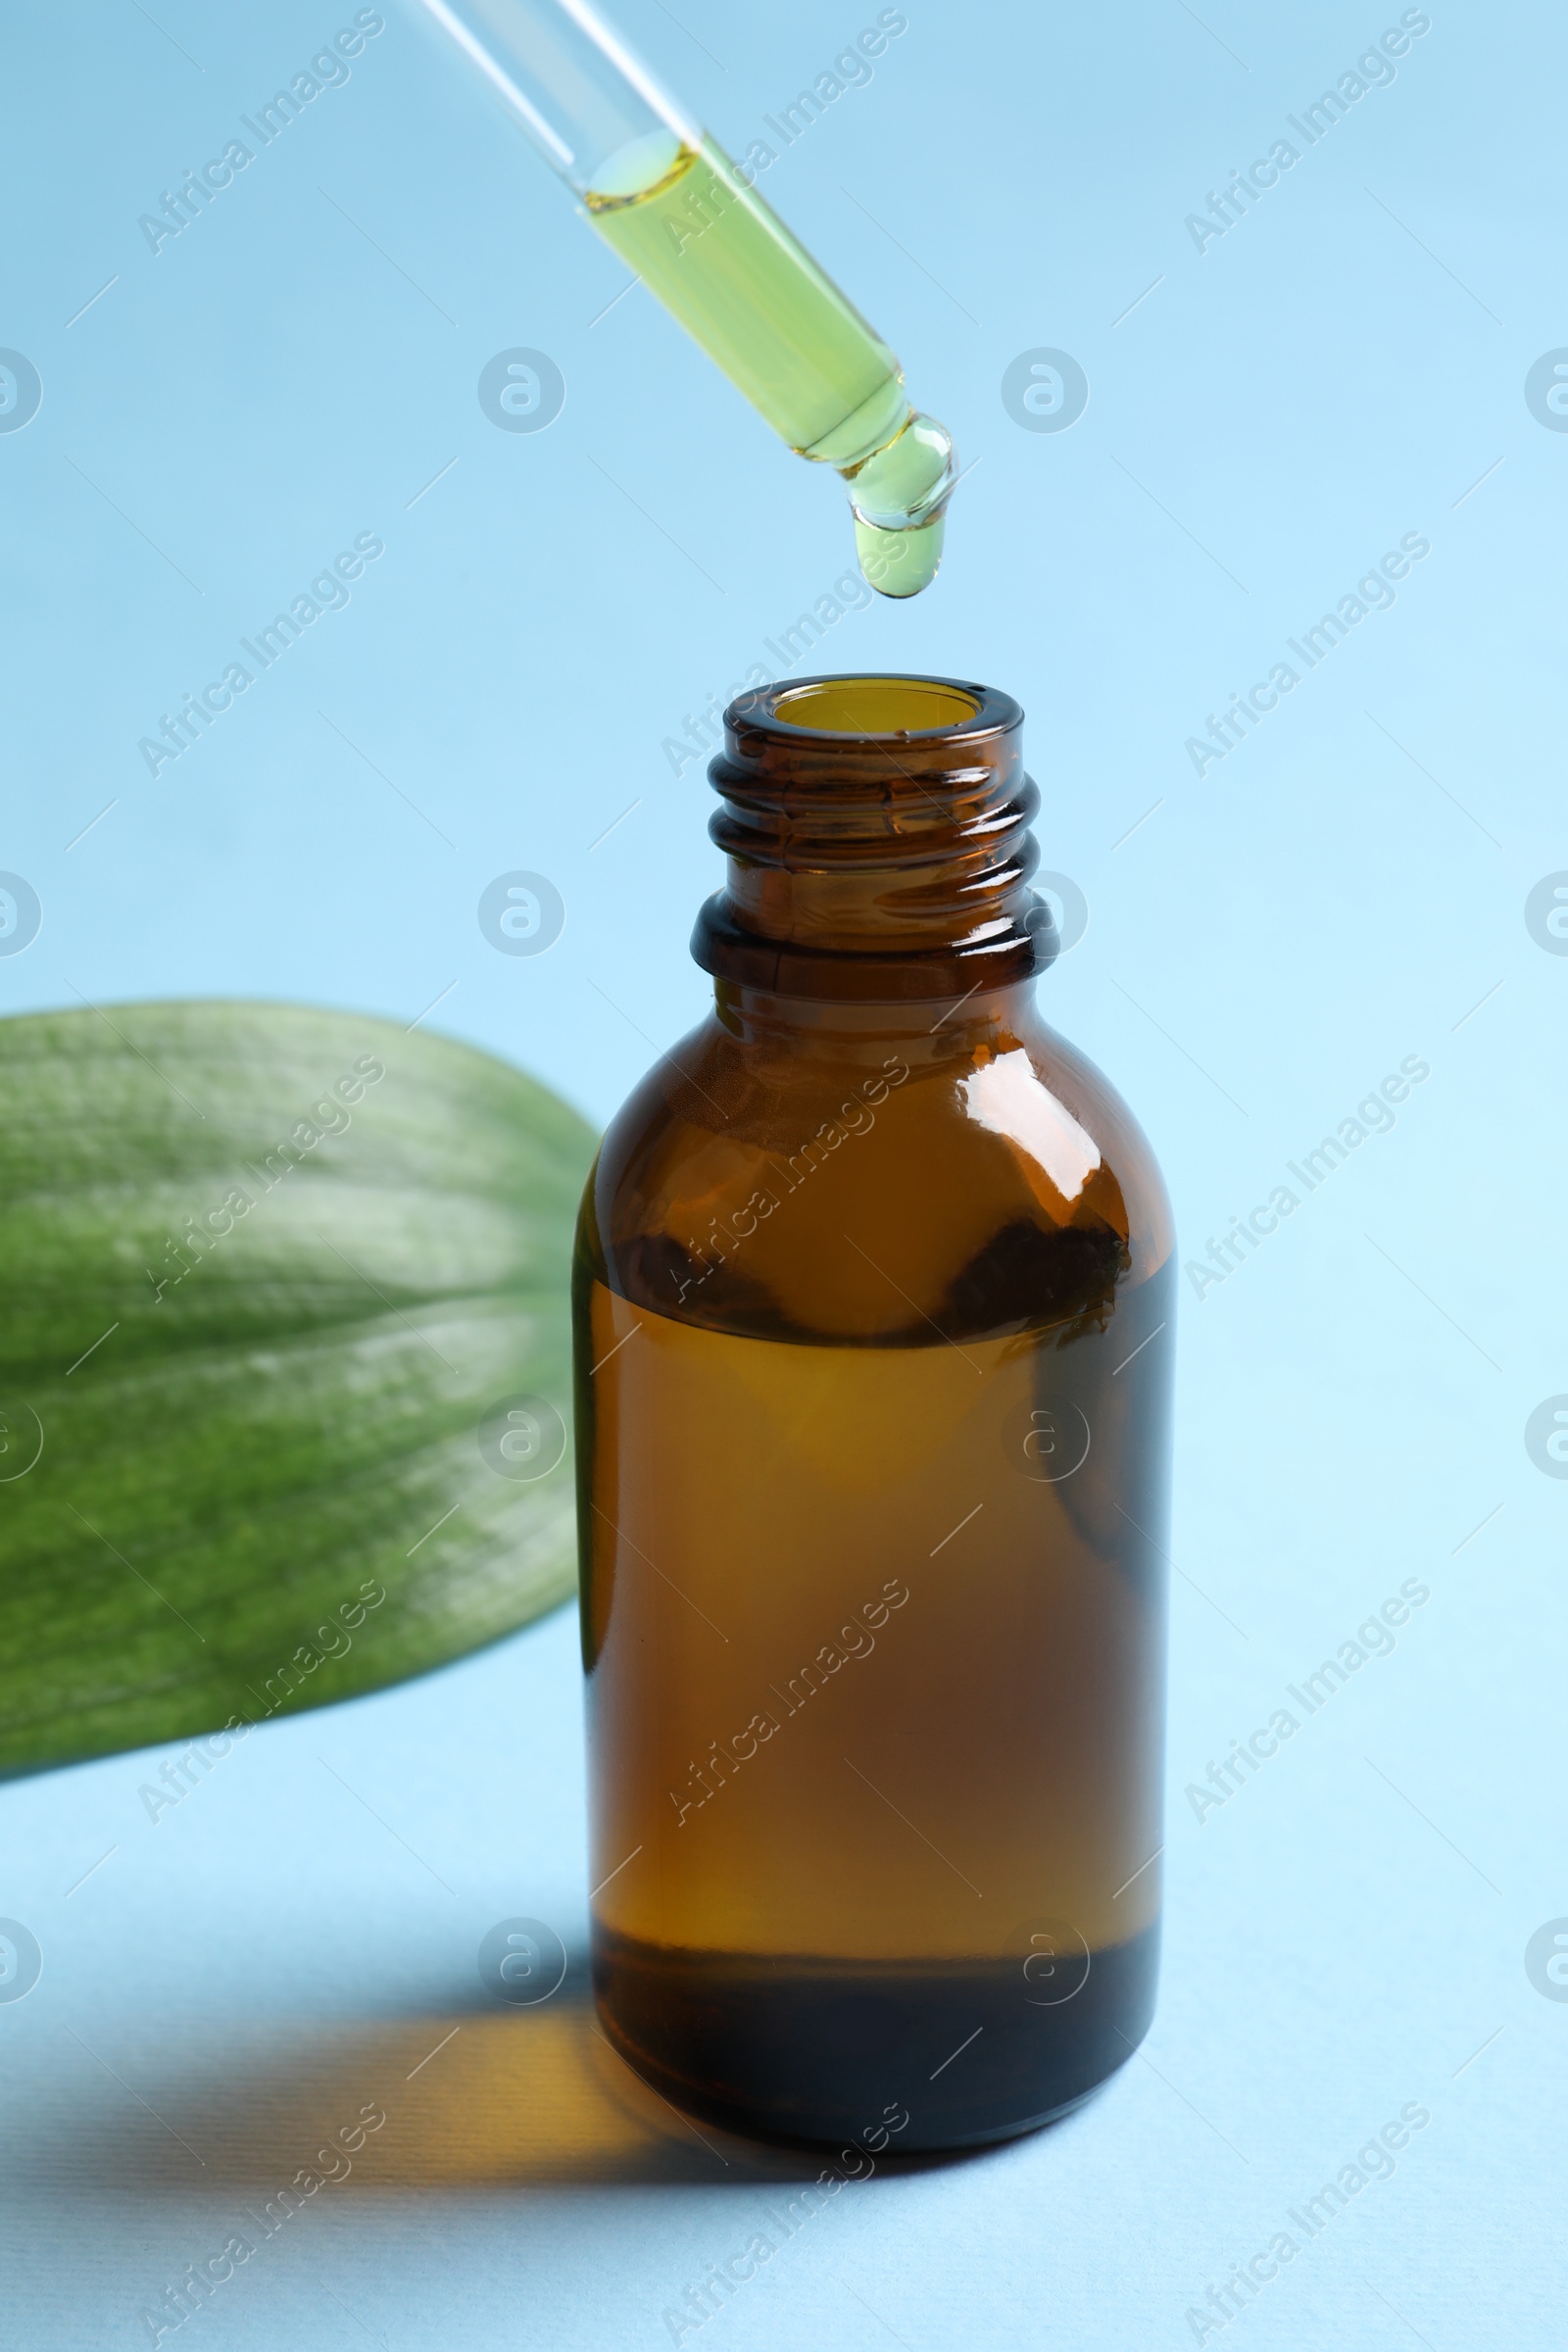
[769,675,983,737]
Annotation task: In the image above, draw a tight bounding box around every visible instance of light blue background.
[1,0,1564,2344]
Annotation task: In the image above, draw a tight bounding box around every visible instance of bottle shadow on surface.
[39,1960,1068,2197]
[46,1956,1081,2191]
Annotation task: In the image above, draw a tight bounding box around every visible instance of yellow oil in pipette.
[585,131,955,598]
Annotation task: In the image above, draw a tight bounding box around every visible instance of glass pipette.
[407,0,957,596]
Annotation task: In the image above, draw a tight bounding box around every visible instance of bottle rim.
[729,671,1019,748]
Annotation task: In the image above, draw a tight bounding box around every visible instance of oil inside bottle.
[584,133,956,597]
[582,1267,1169,2146]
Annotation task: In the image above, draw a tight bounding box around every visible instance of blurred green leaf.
[0,1000,595,1773]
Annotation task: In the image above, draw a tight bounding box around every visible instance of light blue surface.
[1,0,1564,2343]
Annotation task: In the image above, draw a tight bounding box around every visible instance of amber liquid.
[577,1007,1172,2148]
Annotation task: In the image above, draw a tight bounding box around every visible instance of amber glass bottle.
[573,674,1173,2152]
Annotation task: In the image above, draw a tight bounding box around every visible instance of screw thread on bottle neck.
[690,672,1054,1001]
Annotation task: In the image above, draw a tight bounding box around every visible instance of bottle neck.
[689,673,1055,1004]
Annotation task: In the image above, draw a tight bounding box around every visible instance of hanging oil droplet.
[853,513,946,599]
[846,411,955,599]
